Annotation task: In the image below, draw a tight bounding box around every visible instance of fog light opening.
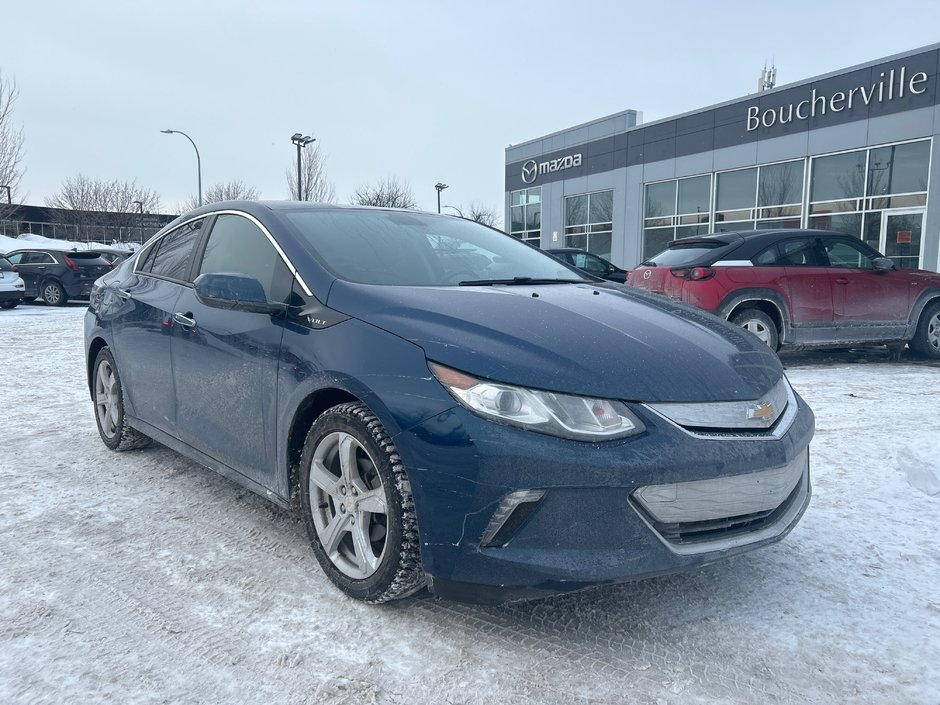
[480,490,546,548]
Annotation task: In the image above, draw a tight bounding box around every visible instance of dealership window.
[565,189,613,258]
[510,187,541,244]
[642,175,710,259]
[756,160,804,229]
[808,139,929,267]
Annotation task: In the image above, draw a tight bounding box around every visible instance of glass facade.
[565,189,613,258]
[641,138,930,267]
[510,187,541,244]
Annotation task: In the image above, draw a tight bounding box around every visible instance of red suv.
[627,229,940,357]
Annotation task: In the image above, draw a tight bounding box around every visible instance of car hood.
[326,280,783,403]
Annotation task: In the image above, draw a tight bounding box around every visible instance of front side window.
[198,215,287,301]
[823,239,874,269]
[142,219,203,280]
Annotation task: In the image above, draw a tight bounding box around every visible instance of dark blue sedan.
[85,202,813,604]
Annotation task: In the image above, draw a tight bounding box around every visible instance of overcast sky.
[3,0,939,216]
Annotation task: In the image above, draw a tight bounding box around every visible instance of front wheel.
[910,301,940,359]
[300,402,424,603]
[93,348,152,451]
[731,308,780,351]
[40,279,67,306]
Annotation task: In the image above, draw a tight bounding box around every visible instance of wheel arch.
[86,336,109,398]
[720,290,789,344]
[285,387,360,507]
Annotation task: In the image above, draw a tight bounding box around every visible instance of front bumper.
[395,391,814,603]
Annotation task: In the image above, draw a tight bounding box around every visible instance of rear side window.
[754,238,819,266]
[141,220,203,280]
[645,243,724,266]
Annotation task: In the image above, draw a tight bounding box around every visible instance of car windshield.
[283,209,586,286]
[643,243,725,266]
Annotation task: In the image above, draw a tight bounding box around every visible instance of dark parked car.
[627,229,940,357]
[546,247,627,282]
[4,248,112,305]
[85,203,813,604]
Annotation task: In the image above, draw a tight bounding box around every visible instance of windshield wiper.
[458,277,586,286]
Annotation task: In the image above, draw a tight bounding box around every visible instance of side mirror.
[194,273,285,314]
[872,257,895,272]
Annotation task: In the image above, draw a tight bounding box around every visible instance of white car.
[0,255,25,309]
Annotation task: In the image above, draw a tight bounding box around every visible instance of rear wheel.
[0,300,18,309]
[40,279,67,306]
[910,301,940,359]
[300,402,424,603]
[93,348,152,451]
[731,308,780,351]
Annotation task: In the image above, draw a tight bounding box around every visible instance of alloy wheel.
[308,431,389,579]
[928,312,940,352]
[95,358,119,439]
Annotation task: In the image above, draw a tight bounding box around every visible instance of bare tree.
[45,175,162,241]
[286,144,336,203]
[466,202,502,229]
[179,180,260,212]
[351,176,417,209]
[0,70,25,221]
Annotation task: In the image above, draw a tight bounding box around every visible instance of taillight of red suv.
[670,266,715,281]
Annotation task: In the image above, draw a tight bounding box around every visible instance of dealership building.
[505,43,940,272]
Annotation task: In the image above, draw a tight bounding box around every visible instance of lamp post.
[161,129,202,207]
[291,133,316,200]
[132,200,144,244]
[442,205,463,218]
[434,183,448,213]
[0,185,10,205]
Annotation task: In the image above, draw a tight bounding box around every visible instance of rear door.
[757,237,833,326]
[110,219,205,435]
[7,251,53,297]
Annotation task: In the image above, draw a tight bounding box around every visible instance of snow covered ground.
[0,233,137,255]
[1,304,938,705]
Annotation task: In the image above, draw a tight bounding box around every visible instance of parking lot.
[1,303,938,705]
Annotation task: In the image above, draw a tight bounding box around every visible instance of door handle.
[835,278,849,285]
[173,312,196,327]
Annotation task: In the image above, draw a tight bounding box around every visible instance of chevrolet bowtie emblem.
[748,402,775,422]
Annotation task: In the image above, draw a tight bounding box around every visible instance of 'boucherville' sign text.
[746,66,928,131]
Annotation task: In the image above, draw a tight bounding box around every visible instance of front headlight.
[429,362,645,441]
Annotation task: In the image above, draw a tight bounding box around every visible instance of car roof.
[670,228,847,249]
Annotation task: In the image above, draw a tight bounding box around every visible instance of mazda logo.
[643,270,651,280]
[521,160,538,184]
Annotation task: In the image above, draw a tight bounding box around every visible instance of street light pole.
[291,133,316,201]
[132,200,144,244]
[434,183,448,213]
[161,129,202,206]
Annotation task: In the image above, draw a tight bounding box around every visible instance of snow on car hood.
[326,280,783,403]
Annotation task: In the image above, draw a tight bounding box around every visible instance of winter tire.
[40,279,67,306]
[731,308,780,351]
[93,348,152,451]
[0,300,17,309]
[300,402,424,603]
[910,301,940,360]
